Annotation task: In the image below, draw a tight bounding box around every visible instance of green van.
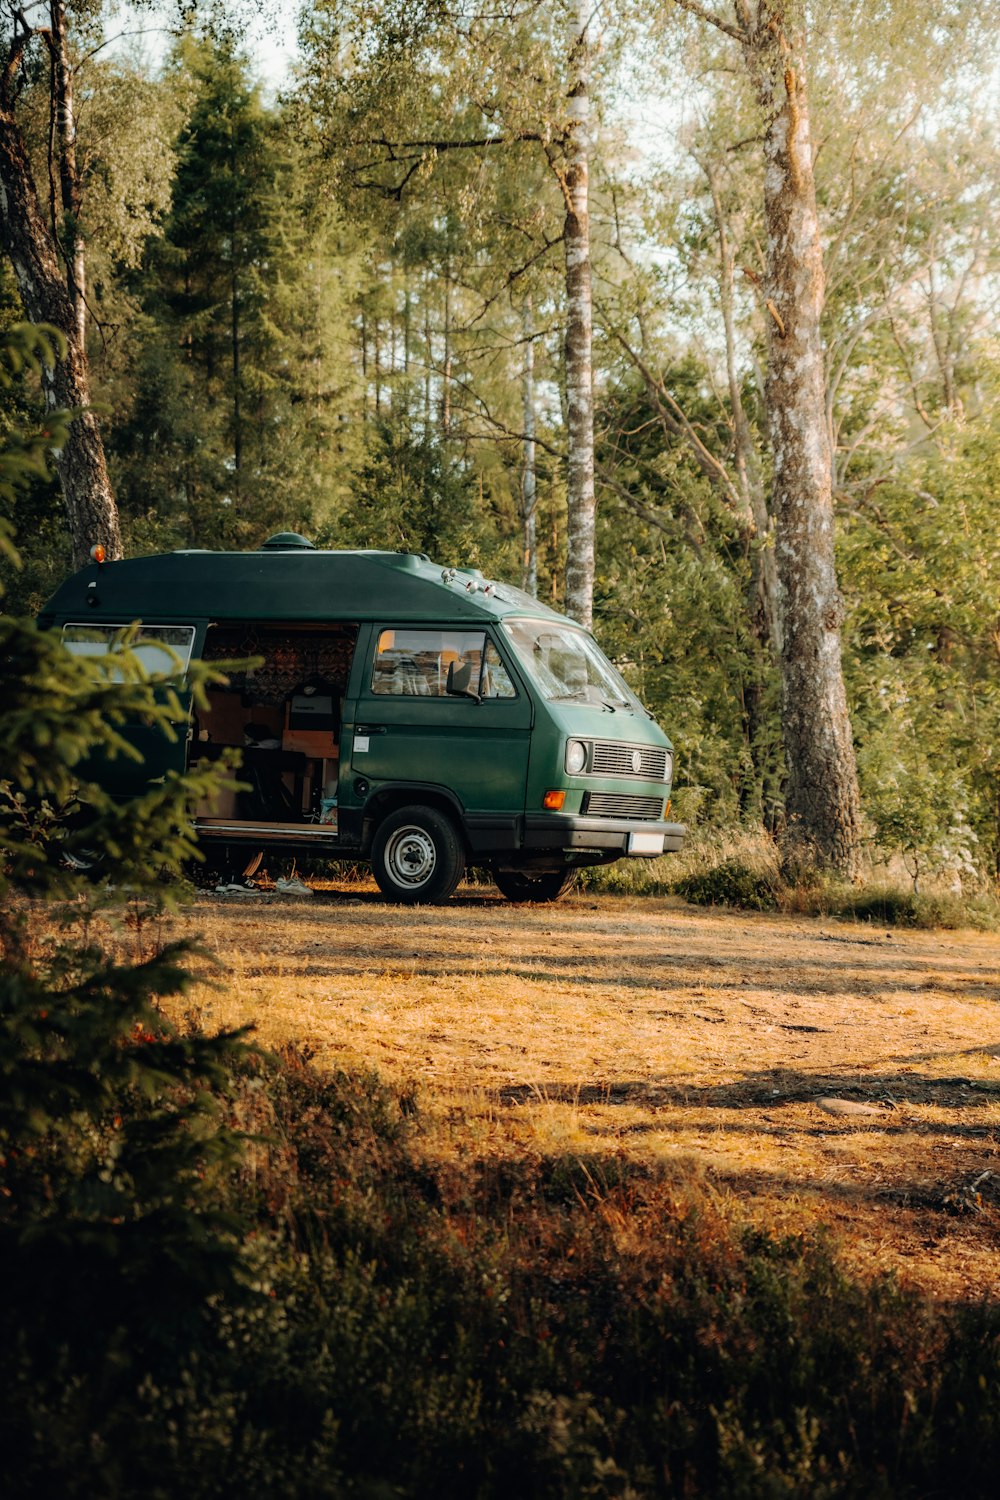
[39,533,685,903]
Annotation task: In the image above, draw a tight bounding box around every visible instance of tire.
[371,805,465,904]
[61,847,102,874]
[61,852,99,876]
[493,867,577,903]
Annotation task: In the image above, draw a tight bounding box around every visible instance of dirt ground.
[174,881,1000,1302]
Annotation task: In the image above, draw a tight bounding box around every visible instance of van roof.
[40,545,571,629]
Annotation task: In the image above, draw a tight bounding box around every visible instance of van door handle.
[354,724,387,735]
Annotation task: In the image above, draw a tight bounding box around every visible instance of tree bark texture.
[229,117,242,490]
[441,269,451,436]
[561,1,596,629]
[50,0,84,348]
[521,300,538,596]
[0,16,121,568]
[741,11,862,876]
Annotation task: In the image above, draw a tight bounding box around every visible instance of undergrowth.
[582,826,1000,929]
[5,1043,1000,1498]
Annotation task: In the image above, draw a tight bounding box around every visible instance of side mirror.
[446,660,481,704]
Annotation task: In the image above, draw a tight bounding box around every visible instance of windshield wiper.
[551,690,619,711]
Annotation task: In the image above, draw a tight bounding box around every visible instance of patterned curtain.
[203,628,356,705]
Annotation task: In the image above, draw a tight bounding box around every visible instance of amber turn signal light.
[90,543,106,564]
[542,789,566,811]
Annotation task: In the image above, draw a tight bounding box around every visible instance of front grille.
[583,792,664,820]
[590,741,669,780]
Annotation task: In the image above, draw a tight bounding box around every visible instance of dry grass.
[169,879,1000,1302]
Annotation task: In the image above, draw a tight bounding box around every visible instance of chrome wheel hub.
[385,825,436,887]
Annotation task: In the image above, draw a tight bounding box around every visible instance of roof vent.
[260,532,316,551]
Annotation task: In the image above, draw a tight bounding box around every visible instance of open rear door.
[60,623,196,797]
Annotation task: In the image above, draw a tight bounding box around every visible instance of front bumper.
[523,815,686,857]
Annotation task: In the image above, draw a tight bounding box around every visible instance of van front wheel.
[493,868,577,903]
[372,805,465,904]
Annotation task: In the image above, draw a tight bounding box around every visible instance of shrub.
[584,821,1000,931]
[673,855,783,911]
[1,336,259,1496]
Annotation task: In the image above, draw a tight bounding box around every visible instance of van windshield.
[502,619,640,710]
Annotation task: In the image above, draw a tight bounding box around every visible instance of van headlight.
[664,751,673,784]
[565,739,588,775]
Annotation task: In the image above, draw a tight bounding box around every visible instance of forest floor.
[173,882,1000,1303]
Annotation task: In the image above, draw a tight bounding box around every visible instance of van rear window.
[372,629,515,699]
[62,623,196,680]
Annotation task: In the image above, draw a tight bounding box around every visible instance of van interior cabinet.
[191,623,353,828]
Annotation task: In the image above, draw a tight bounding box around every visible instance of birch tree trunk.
[441,266,452,436]
[562,0,596,628]
[0,16,121,569]
[50,0,85,348]
[521,299,538,596]
[423,295,432,433]
[741,10,862,876]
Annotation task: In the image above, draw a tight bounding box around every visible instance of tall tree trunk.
[229,189,242,493]
[373,313,381,415]
[441,264,452,437]
[50,0,84,348]
[403,283,411,373]
[0,23,121,569]
[521,299,538,596]
[360,306,369,425]
[742,11,862,877]
[561,0,596,628]
[423,296,432,433]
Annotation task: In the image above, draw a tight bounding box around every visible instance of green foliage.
[813,882,998,932]
[674,855,783,912]
[594,368,782,827]
[843,415,1000,887]
[0,610,245,895]
[319,417,519,574]
[105,33,368,553]
[582,833,1000,928]
[0,337,258,1489]
[0,322,68,573]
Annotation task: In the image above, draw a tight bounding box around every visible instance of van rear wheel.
[493,868,577,903]
[372,805,465,904]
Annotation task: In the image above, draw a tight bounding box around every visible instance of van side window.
[482,639,516,699]
[371,628,515,699]
[61,623,196,680]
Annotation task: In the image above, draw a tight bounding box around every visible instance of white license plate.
[627,831,664,856]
